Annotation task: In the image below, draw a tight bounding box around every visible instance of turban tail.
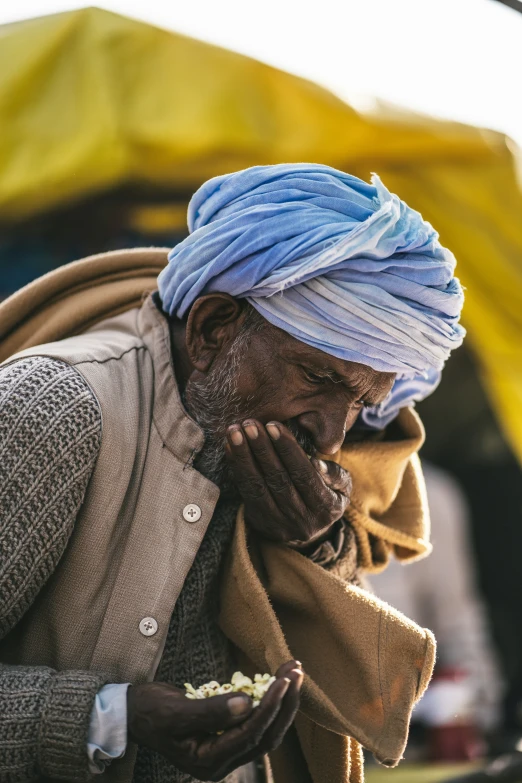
[158,164,465,428]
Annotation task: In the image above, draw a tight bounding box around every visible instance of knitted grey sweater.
[0,357,108,782]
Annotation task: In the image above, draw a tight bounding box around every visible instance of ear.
[186,294,246,373]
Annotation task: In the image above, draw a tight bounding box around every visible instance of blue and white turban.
[158,164,465,428]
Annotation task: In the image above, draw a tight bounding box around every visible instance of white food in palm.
[185,671,276,707]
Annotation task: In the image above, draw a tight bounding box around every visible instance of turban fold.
[158,164,465,428]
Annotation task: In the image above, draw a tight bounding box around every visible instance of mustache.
[284,419,317,458]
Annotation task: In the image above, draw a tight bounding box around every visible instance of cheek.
[235,355,277,407]
[236,353,300,419]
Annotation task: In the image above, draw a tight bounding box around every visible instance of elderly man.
[0,164,464,783]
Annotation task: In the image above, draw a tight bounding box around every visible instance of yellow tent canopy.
[1,7,522,463]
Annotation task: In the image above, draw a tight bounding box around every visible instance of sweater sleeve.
[0,356,109,782]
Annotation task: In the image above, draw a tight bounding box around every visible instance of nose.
[297,406,360,455]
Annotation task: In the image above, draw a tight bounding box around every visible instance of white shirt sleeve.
[87,683,131,774]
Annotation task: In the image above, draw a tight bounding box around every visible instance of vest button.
[139,617,158,637]
[183,503,202,523]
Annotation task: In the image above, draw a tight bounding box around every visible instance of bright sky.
[2,0,522,146]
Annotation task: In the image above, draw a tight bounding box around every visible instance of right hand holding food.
[126,660,303,781]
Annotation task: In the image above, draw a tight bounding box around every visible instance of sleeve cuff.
[38,669,111,781]
[87,683,131,774]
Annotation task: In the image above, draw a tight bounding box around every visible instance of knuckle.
[274,436,293,455]
[280,444,306,465]
[252,441,272,459]
[329,463,343,482]
[331,464,352,491]
[265,469,291,494]
[292,467,311,484]
[342,465,353,483]
[239,476,266,501]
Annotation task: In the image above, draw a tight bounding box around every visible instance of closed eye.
[302,367,330,385]
[302,365,383,406]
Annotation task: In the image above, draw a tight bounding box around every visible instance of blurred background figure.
[419,348,522,757]
[371,462,503,762]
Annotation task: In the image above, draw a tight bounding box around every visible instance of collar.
[137,294,205,465]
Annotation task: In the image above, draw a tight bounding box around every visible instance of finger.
[245,667,303,761]
[196,675,291,769]
[258,667,303,750]
[311,458,352,497]
[266,422,344,513]
[225,426,280,518]
[226,667,304,770]
[169,671,298,778]
[274,659,302,678]
[241,420,304,512]
[179,692,253,735]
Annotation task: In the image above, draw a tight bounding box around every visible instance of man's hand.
[225,420,351,547]
[127,661,303,781]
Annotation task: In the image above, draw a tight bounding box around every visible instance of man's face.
[182,308,395,489]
